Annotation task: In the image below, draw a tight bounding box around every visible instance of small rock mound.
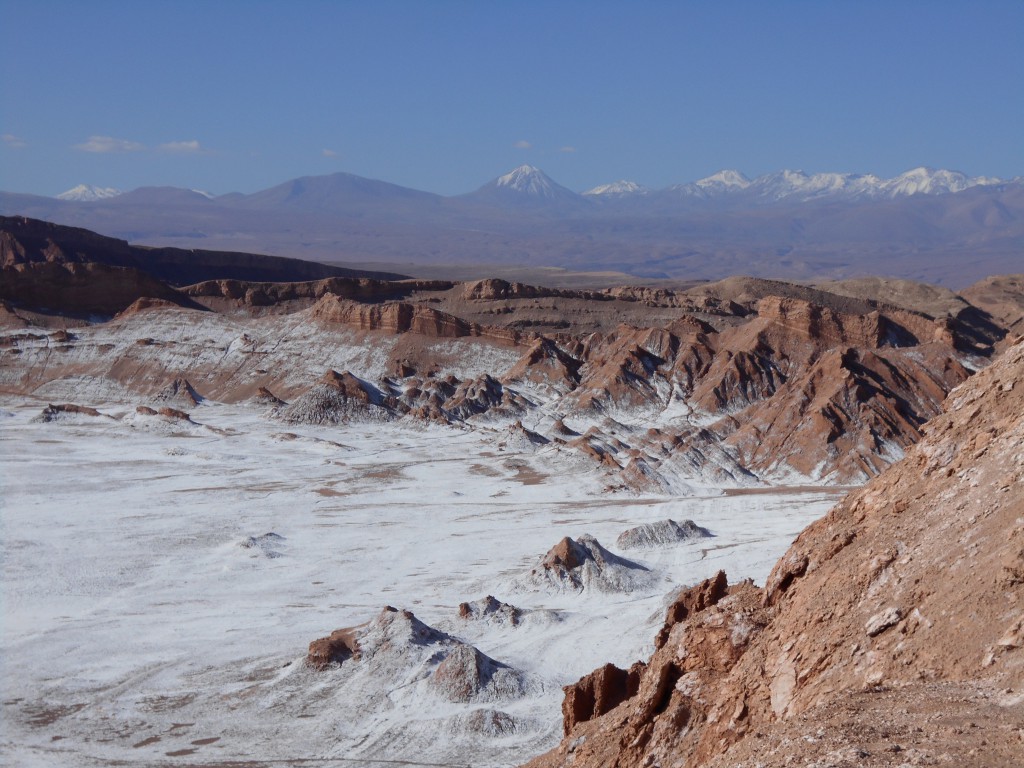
[430,642,524,703]
[115,296,191,318]
[307,626,362,670]
[135,405,193,422]
[616,519,713,550]
[238,532,285,559]
[251,386,286,407]
[306,606,529,703]
[278,369,393,425]
[524,534,653,593]
[452,707,518,737]
[153,377,203,408]
[458,595,524,627]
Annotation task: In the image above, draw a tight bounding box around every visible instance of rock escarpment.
[525,338,1024,768]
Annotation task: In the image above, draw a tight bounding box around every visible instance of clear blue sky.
[2,0,1022,197]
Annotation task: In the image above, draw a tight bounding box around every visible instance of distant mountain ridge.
[53,164,1013,204]
[3,164,1022,288]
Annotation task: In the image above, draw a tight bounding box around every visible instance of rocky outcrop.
[310,292,530,347]
[503,337,582,393]
[561,661,645,735]
[185,276,451,309]
[278,369,393,424]
[458,595,524,626]
[716,344,971,481]
[251,386,286,407]
[616,519,712,550]
[962,273,1024,338]
[523,535,653,593]
[154,377,204,408]
[307,626,362,670]
[32,402,109,422]
[524,338,1024,768]
[310,293,475,338]
[307,606,528,704]
[430,642,525,703]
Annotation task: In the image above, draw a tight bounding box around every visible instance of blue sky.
[2,1,1022,196]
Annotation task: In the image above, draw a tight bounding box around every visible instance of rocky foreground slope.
[524,338,1024,768]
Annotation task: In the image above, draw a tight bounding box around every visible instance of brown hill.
[0,261,205,318]
[0,215,407,285]
[961,273,1024,339]
[524,338,1024,768]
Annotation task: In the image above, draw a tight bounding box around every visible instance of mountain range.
[3,165,1022,287]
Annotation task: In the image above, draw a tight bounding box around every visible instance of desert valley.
[1,204,1022,766]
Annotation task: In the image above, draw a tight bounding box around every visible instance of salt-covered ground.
[0,398,842,767]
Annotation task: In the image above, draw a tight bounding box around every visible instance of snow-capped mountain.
[880,167,1001,197]
[467,164,582,207]
[583,180,650,197]
[737,167,1002,202]
[493,165,568,198]
[657,167,1004,204]
[694,169,752,193]
[56,184,122,202]
[745,170,883,201]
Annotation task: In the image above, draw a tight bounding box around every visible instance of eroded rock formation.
[524,339,1024,768]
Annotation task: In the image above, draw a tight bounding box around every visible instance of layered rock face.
[524,339,1024,768]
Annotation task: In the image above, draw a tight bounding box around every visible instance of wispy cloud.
[74,135,144,153]
[2,133,28,149]
[322,148,338,158]
[158,139,203,154]
[559,145,577,153]
[513,139,532,150]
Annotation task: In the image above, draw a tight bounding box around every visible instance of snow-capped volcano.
[56,184,122,201]
[494,165,565,198]
[583,180,650,197]
[468,165,582,207]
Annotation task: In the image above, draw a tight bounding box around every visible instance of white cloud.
[513,139,532,150]
[322,148,338,158]
[2,133,28,149]
[559,145,577,153]
[158,139,203,154]
[74,135,144,153]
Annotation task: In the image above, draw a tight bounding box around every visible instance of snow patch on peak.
[695,170,751,190]
[881,167,999,197]
[583,180,650,197]
[56,184,123,202]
